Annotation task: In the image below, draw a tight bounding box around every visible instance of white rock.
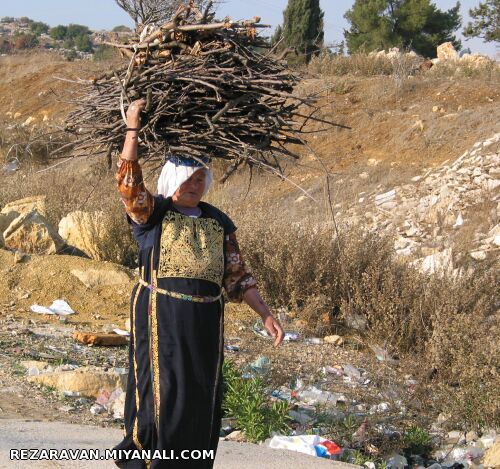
[375,189,396,205]
[470,251,487,261]
[453,213,464,228]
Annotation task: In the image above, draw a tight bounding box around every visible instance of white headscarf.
[157,156,213,198]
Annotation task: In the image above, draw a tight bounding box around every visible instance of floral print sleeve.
[223,232,258,303]
[115,156,155,225]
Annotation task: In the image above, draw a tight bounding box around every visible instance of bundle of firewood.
[58,2,338,178]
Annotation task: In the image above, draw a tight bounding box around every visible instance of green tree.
[30,21,50,36]
[49,25,68,40]
[112,25,132,32]
[0,37,12,53]
[13,33,39,49]
[74,34,93,52]
[271,24,283,46]
[344,0,462,57]
[281,0,324,61]
[464,0,499,42]
[66,24,91,38]
[63,37,75,49]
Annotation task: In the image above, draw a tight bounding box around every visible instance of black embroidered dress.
[112,185,254,468]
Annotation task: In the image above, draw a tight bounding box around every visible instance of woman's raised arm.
[115,99,155,225]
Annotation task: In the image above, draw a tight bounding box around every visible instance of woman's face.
[172,168,207,207]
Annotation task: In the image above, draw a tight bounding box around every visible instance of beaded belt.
[138,278,222,303]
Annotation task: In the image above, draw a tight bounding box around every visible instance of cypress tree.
[282,0,324,61]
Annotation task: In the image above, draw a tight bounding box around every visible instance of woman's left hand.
[263,314,284,346]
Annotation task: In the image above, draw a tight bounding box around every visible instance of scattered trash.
[90,403,106,415]
[369,402,390,414]
[386,454,408,469]
[343,363,361,381]
[112,328,130,337]
[269,434,342,459]
[225,345,240,352]
[368,344,399,364]
[271,387,294,402]
[95,387,123,411]
[63,391,81,397]
[30,299,76,316]
[304,337,323,345]
[284,332,300,341]
[248,356,270,374]
[59,405,75,413]
[296,386,346,406]
[322,365,344,377]
[289,407,317,425]
[2,158,19,174]
[252,321,271,339]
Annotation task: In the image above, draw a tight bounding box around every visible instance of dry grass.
[207,182,499,430]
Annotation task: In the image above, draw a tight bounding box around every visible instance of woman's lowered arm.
[115,98,155,225]
[223,232,284,346]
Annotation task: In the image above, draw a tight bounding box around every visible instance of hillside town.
[0,16,132,60]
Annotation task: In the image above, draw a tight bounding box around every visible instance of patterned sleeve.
[223,232,258,303]
[115,156,155,225]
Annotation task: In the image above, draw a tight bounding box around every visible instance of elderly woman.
[112,98,284,469]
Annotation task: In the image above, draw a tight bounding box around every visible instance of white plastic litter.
[31,299,76,316]
[269,434,341,458]
[113,328,131,337]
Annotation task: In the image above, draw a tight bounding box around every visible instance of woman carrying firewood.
[112,98,284,469]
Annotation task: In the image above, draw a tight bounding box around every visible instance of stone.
[380,201,397,210]
[483,440,500,468]
[466,431,479,443]
[324,335,344,346]
[58,210,110,261]
[437,42,458,61]
[72,331,129,346]
[26,366,128,399]
[110,391,126,419]
[470,250,487,261]
[70,268,132,289]
[224,430,246,442]
[20,360,51,375]
[3,210,66,255]
[446,430,465,445]
[1,195,47,217]
[375,189,396,206]
[417,248,453,275]
[453,213,464,228]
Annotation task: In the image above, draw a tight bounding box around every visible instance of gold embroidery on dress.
[158,211,225,287]
[131,284,144,451]
[150,269,161,431]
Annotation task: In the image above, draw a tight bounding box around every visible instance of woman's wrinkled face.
[172,168,207,207]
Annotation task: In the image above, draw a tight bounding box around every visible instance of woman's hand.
[126,98,147,127]
[262,313,285,347]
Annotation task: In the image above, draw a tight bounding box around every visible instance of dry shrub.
[308,52,394,77]
[212,188,498,428]
[0,122,71,167]
[428,59,500,80]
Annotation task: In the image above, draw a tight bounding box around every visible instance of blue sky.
[1,0,497,57]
